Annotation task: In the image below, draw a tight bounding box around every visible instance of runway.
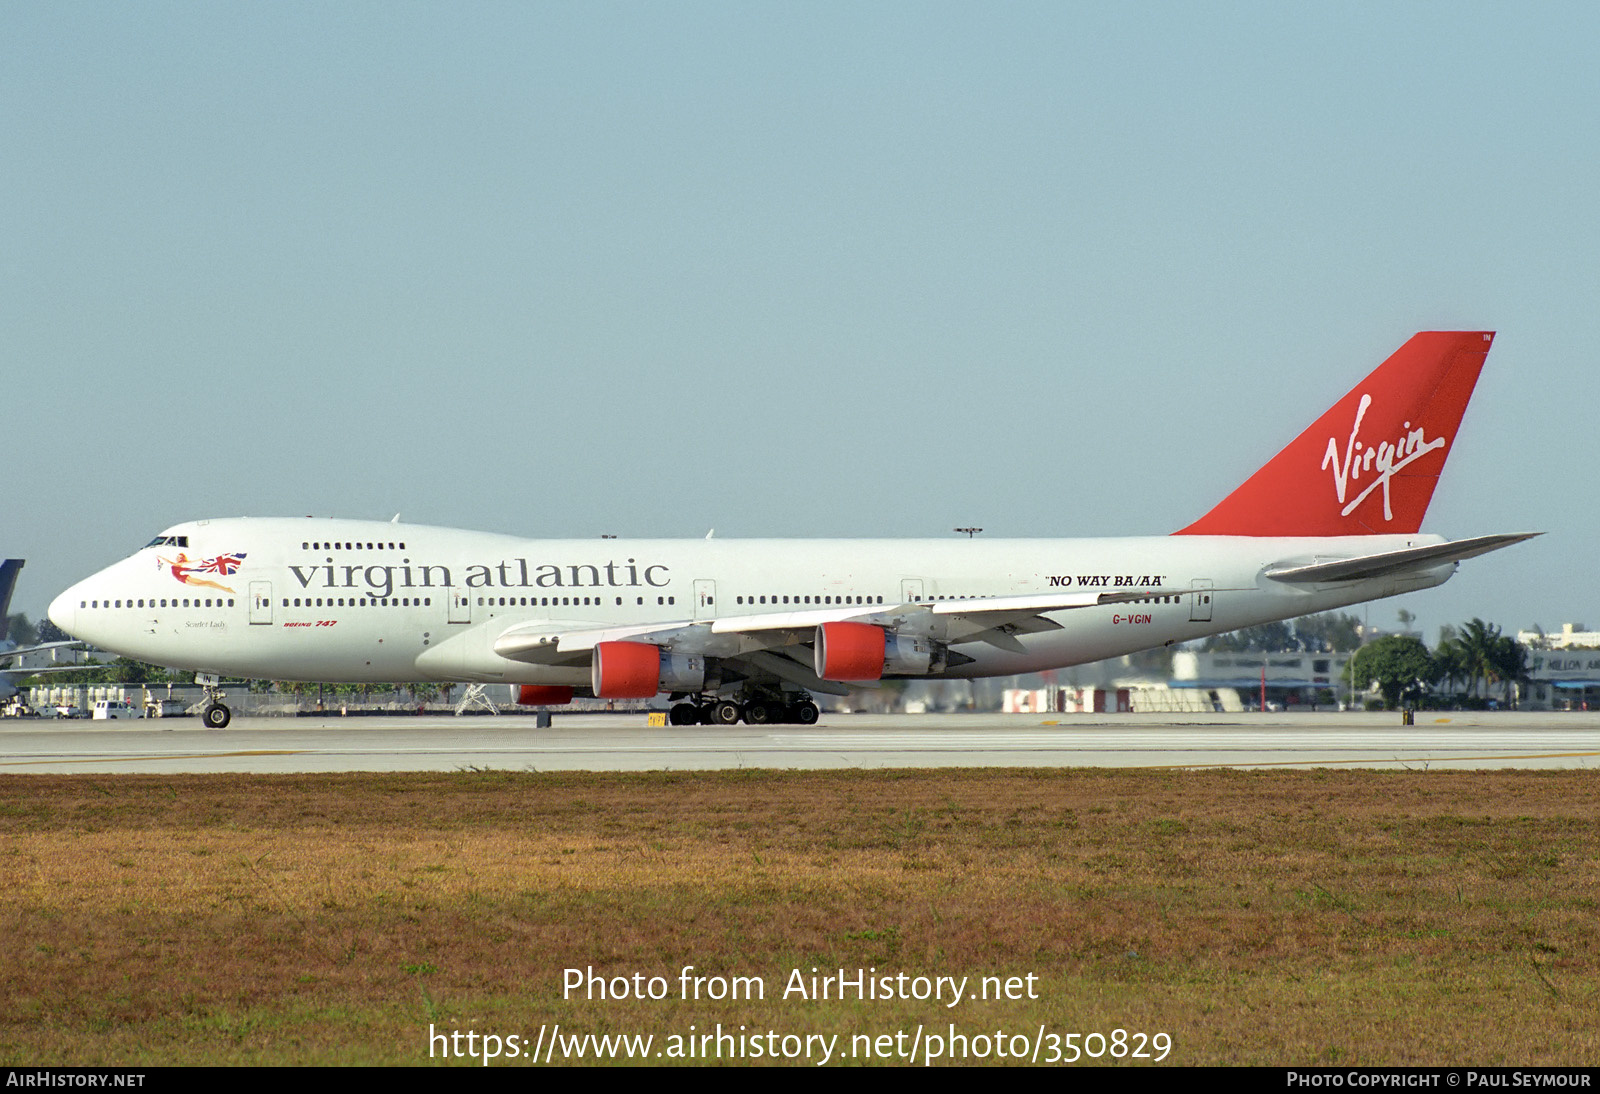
[2,711,1598,773]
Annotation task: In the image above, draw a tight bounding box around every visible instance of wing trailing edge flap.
[1262,533,1541,584]
[491,588,1176,665]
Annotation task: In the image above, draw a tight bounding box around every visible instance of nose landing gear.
[196,673,231,728]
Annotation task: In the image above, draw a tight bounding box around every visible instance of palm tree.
[1433,635,1468,703]
[1456,618,1502,701]
[1491,634,1530,708]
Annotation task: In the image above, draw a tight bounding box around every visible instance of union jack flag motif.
[198,553,247,575]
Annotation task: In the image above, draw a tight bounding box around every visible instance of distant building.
[1170,649,1350,707]
[1508,625,1600,709]
[1002,685,1242,714]
[1517,623,1600,649]
[1524,649,1600,709]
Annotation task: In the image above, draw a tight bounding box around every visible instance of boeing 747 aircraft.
[50,331,1535,727]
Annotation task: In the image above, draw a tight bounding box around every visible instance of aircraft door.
[448,588,471,624]
[249,581,273,625]
[901,578,925,603]
[1189,579,1214,623]
[693,579,716,621]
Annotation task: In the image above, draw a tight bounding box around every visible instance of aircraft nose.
[48,586,78,638]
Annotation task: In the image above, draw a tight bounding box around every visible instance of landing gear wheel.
[793,700,819,725]
[669,703,699,726]
[745,701,773,725]
[202,703,231,729]
[711,700,742,726]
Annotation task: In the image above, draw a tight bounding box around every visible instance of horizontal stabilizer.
[1263,533,1540,584]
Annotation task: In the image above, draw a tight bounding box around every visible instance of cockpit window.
[144,535,189,549]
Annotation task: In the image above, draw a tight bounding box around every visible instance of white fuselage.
[49,517,1453,687]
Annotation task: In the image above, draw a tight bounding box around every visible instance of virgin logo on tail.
[1322,393,1449,521]
[1175,331,1492,538]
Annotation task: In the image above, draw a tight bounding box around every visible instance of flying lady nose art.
[158,552,248,594]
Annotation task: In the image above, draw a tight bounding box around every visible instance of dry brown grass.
[1,768,1596,1065]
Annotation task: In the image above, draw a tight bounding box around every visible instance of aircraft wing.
[1262,533,1540,584]
[2,662,89,678]
[491,587,1183,670]
[0,640,82,663]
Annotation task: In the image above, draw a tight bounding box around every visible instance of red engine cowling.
[516,685,575,706]
[814,622,941,681]
[590,642,707,698]
[592,641,663,698]
[814,621,886,682]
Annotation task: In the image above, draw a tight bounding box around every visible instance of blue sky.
[4,3,1594,640]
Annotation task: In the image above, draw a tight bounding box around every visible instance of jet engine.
[516,685,575,706]
[813,621,941,681]
[591,640,706,698]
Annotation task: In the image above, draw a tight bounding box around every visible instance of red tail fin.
[1175,331,1494,537]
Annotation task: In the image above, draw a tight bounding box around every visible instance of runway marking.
[7,718,1596,771]
[0,750,307,767]
[1149,751,1600,769]
[770,733,1600,749]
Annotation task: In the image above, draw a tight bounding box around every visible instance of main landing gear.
[668,693,820,726]
[196,673,231,729]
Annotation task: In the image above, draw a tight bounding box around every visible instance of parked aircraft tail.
[1176,331,1494,537]
[0,560,22,641]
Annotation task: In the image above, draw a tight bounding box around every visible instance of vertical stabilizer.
[1175,331,1494,537]
[0,560,23,642]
